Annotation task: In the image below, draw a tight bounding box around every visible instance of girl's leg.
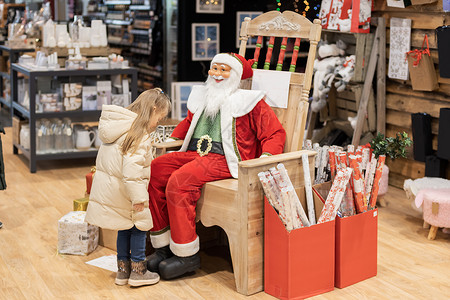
[130,226,147,262]
[116,229,132,285]
[128,226,160,286]
[117,229,131,261]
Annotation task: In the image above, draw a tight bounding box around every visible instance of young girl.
[86,88,170,287]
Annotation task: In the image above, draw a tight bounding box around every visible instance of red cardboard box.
[264,190,335,300]
[335,209,378,288]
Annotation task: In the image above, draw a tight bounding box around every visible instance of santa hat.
[210,53,255,80]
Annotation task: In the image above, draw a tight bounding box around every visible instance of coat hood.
[98,105,137,144]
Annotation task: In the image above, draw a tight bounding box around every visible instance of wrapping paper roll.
[328,149,337,182]
[304,139,313,150]
[364,154,377,205]
[361,148,370,172]
[337,152,356,217]
[317,145,330,184]
[349,155,368,213]
[276,164,310,227]
[369,155,386,209]
[314,144,322,181]
[258,172,278,210]
[265,172,288,225]
[300,156,316,225]
[347,144,355,155]
[270,167,295,230]
[318,167,352,223]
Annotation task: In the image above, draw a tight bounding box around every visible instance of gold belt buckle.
[197,135,212,157]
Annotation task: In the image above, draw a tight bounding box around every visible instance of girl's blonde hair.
[121,88,171,155]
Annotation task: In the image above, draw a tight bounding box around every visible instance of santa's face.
[208,63,232,83]
[203,62,241,119]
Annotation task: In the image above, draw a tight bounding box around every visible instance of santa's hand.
[259,153,271,158]
[165,137,176,142]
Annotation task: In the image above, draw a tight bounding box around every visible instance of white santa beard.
[203,69,240,119]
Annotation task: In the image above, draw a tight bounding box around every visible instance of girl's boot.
[115,259,131,285]
[128,260,160,287]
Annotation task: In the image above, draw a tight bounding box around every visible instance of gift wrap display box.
[264,187,335,300]
[313,181,378,288]
[58,211,99,255]
[335,209,378,288]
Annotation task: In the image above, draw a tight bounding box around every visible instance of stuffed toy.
[317,40,345,59]
[311,40,347,112]
[334,55,356,92]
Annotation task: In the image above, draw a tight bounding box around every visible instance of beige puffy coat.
[85,105,153,231]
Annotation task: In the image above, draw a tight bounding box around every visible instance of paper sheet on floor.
[86,255,117,272]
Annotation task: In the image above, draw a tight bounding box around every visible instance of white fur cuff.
[170,236,200,257]
[150,229,171,248]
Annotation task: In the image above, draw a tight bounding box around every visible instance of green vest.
[192,112,222,142]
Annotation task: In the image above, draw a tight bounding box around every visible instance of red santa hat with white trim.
[210,53,255,80]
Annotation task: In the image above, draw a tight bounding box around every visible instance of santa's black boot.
[146,245,174,273]
[158,253,201,279]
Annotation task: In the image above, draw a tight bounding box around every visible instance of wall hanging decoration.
[235,11,263,48]
[388,18,411,80]
[436,26,450,78]
[191,23,219,61]
[196,0,224,14]
[406,35,439,91]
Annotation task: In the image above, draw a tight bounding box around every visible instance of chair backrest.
[238,11,321,153]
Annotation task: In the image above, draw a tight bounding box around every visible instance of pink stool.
[415,189,450,240]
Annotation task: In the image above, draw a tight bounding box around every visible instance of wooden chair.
[155,11,321,295]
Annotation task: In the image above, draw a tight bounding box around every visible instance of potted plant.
[369,132,412,197]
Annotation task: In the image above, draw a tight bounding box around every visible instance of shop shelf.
[11,63,138,173]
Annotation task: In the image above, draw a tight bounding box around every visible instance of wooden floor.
[0,126,449,299]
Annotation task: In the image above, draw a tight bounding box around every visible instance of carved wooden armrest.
[153,140,184,157]
[238,150,317,170]
[237,150,317,196]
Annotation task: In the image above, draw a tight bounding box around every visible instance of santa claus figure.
[147,53,286,279]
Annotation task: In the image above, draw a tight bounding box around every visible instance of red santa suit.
[148,53,286,257]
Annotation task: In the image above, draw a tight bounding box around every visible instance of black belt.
[188,137,224,156]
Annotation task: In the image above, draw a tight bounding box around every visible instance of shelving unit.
[104,0,163,93]
[163,0,178,95]
[307,28,377,143]
[11,63,138,173]
[0,45,35,110]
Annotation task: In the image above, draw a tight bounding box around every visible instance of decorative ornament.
[276,0,282,11]
[197,135,213,156]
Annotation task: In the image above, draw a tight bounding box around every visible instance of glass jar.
[52,119,64,152]
[19,124,30,150]
[69,15,85,43]
[38,119,53,154]
[36,120,41,152]
[62,117,74,151]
